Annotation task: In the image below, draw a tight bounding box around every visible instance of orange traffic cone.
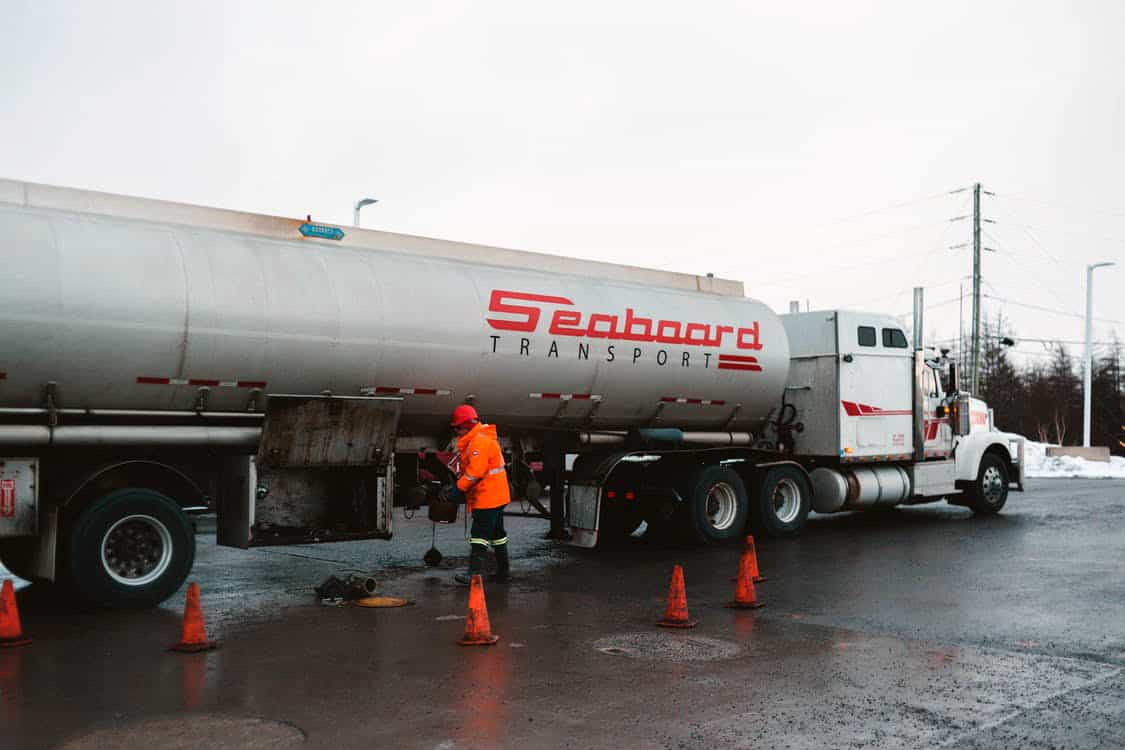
[726,545,765,609]
[458,574,500,646]
[746,536,767,583]
[730,536,767,583]
[170,583,218,653]
[656,565,697,628]
[0,579,31,648]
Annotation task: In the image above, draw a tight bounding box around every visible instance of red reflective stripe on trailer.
[661,397,729,406]
[717,363,762,371]
[237,380,267,389]
[571,393,592,400]
[375,387,401,394]
[0,372,7,380]
[541,393,562,399]
[188,379,221,387]
[137,376,171,385]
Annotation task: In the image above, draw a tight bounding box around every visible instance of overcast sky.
[2,1,1122,367]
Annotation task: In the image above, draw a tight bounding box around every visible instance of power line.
[994,191,1125,221]
[740,245,947,289]
[982,292,1125,326]
[813,188,961,228]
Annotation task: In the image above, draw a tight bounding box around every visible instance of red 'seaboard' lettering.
[486,289,762,351]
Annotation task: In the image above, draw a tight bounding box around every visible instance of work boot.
[455,545,489,586]
[490,544,510,584]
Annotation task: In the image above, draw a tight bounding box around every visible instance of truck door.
[921,365,953,458]
[837,316,914,460]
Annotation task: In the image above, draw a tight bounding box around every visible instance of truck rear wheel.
[67,488,195,609]
[751,465,811,538]
[967,453,1008,515]
[681,466,750,544]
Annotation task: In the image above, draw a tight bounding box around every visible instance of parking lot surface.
[3,478,1124,749]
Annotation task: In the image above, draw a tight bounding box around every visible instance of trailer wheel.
[681,466,750,544]
[967,453,1008,515]
[751,466,811,538]
[66,488,194,609]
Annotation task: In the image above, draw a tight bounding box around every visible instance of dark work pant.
[469,505,509,548]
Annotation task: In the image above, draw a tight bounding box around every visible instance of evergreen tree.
[1046,345,1081,445]
[979,314,1022,433]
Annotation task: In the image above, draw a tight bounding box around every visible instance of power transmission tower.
[949,184,994,395]
[971,183,981,394]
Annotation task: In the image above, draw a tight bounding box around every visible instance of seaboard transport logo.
[484,289,763,372]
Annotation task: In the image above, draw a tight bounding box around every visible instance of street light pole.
[353,197,378,227]
[1084,261,1116,447]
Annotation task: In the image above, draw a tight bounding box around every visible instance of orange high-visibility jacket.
[456,423,510,511]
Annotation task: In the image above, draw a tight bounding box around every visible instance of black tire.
[680,466,750,544]
[967,453,1009,515]
[66,488,195,609]
[751,465,812,538]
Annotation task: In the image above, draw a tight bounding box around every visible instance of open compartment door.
[218,395,402,548]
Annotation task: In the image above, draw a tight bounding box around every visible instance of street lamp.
[353,197,378,227]
[1083,261,1116,447]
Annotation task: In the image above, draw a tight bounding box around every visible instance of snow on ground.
[1023,440,1125,479]
[0,563,31,591]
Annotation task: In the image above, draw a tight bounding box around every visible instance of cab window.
[882,328,908,348]
[857,326,876,347]
[924,367,941,397]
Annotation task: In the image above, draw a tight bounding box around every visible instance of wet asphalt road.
[3,478,1125,749]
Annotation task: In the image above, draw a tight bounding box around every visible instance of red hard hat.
[450,404,479,427]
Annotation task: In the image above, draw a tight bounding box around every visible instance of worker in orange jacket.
[450,404,511,585]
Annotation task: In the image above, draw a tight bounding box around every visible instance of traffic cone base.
[726,600,766,610]
[170,582,218,653]
[656,564,697,629]
[458,574,500,646]
[656,618,699,628]
[0,579,31,648]
[170,639,219,653]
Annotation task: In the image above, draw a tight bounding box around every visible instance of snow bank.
[1024,440,1125,479]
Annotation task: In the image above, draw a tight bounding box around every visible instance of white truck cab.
[781,308,1024,515]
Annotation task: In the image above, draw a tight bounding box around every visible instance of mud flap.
[567,482,602,549]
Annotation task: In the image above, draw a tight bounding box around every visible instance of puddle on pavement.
[593,632,743,662]
[58,715,305,749]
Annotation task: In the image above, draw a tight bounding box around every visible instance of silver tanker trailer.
[0,179,1023,609]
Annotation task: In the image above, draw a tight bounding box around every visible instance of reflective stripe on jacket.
[456,422,510,511]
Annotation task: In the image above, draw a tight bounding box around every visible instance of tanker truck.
[0,178,1025,609]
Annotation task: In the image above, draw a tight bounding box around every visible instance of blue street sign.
[299,223,346,241]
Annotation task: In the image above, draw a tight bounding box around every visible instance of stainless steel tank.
[0,181,790,434]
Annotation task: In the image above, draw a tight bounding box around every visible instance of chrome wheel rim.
[101,514,173,587]
[772,478,802,524]
[982,465,1005,504]
[705,482,739,531]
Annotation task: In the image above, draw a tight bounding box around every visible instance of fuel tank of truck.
[0,181,789,434]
